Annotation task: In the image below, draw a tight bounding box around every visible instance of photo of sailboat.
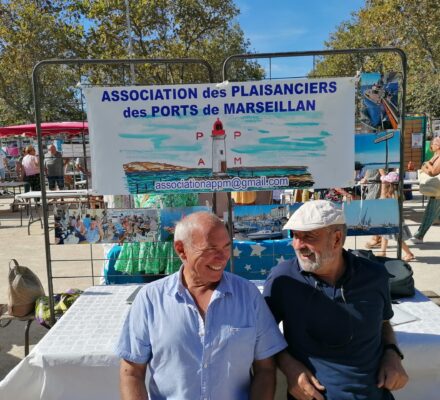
[344,199,399,236]
[359,72,399,132]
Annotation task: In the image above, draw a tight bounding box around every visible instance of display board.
[85,78,355,195]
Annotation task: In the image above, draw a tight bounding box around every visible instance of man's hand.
[276,351,325,400]
[377,350,409,391]
[288,367,325,400]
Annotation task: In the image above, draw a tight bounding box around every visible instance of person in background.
[82,213,91,230]
[377,176,415,261]
[21,145,41,191]
[272,190,284,204]
[15,148,30,191]
[264,200,408,400]
[75,156,91,179]
[323,187,357,202]
[361,168,386,249]
[0,147,7,180]
[411,137,440,243]
[83,218,104,244]
[63,158,74,189]
[0,148,7,195]
[75,156,92,188]
[44,144,64,190]
[115,211,287,400]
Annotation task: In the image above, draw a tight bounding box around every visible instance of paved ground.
[0,190,439,380]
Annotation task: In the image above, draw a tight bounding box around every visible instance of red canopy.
[0,121,88,137]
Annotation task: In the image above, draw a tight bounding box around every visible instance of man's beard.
[295,247,335,273]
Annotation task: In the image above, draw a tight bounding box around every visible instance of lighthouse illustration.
[211,118,227,175]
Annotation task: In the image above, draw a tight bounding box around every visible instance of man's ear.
[174,240,187,261]
[333,229,343,248]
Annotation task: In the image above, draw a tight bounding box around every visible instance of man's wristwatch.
[383,343,404,360]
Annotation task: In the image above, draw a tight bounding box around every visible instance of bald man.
[116,211,287,400]
[44,144,64,190]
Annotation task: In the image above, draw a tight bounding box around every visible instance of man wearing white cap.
[264,200,408,400]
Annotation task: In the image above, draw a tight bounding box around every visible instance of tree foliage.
[79,0,260,84]
[0,0,260,125]
[313,0,440,117]
[0,0,86,124]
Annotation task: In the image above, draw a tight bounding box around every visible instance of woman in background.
[21,145,41,191]
[411,137,440,243]
[377,177,414,261]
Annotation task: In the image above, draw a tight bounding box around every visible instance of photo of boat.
[344,198,399,236]
[247,229,284,240]
[359,72,399,132]
[364,83,384,105]
[230,204,289,241]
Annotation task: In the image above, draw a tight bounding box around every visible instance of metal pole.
[397,51,408,260]
[124,0,136,84]
[31,69,56,326]
[227,192,234,273]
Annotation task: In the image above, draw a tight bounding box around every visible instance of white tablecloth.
[0,285,135,400]
[15,189,93,200]
[1,285,439,400]
[390,291,440,399]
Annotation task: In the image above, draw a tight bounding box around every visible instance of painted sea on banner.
[84,78,355,195]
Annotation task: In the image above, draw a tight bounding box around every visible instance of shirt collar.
[167,265,233,297]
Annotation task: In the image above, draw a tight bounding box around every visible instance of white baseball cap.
[283,200,345,231]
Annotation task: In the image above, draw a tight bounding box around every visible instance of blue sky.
[234,0,365,78]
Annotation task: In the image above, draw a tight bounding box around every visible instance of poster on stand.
[228,204,302,241]
[355,130,400,170]
[85,78,355,195]
[54,207,160,244]
[358,72,399,132]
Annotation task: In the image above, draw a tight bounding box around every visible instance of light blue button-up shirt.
[116,267,287,400]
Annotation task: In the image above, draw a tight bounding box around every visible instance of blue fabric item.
[115,267,287,400]
[231,238,295,280]
[82,216,91,230]
[104,245,145,284]
[264,250,393,400]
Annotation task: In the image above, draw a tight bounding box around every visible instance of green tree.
[312,0,440,117]
[0,0,261,126]
[78,0,260,84]
[0,0,86,125]
[0,0,261,125]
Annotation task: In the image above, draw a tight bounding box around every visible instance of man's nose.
[292,237,307,250]
[215,249,230,262]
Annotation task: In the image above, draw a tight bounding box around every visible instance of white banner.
[85,78,355,194]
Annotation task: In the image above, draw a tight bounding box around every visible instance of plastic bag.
[35,289,83,328]
[418,170,440,198]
